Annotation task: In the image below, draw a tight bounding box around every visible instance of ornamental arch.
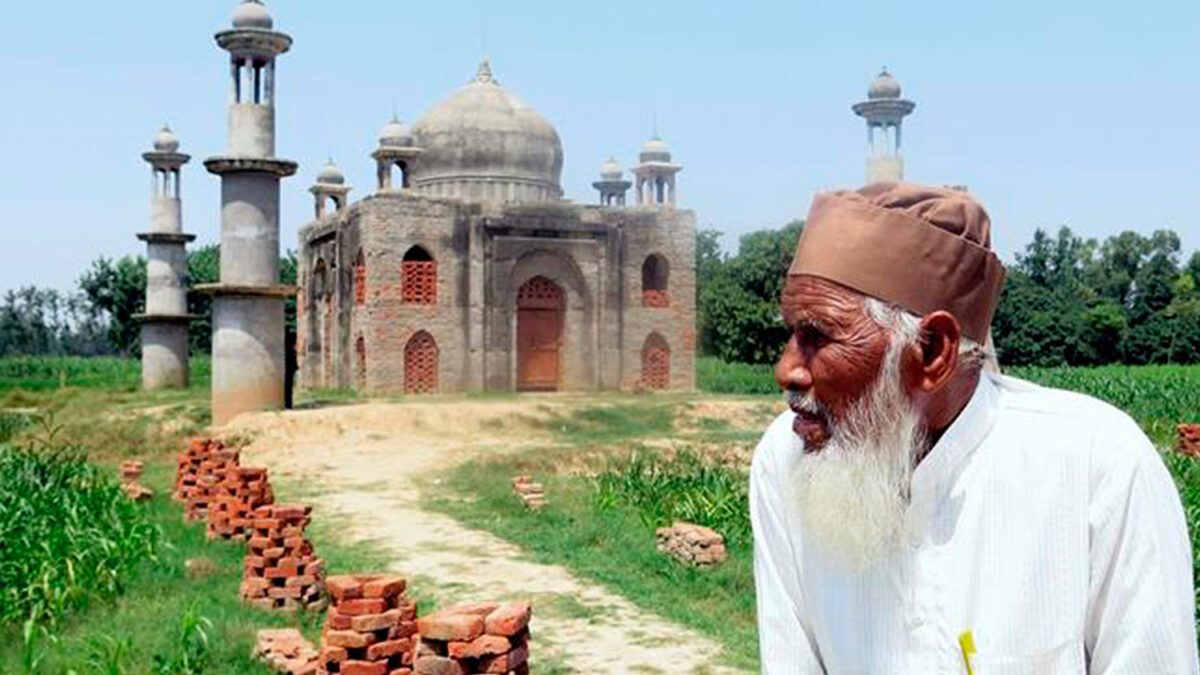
[642,332,671,390]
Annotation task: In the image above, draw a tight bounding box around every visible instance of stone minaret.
[852,68,916,184]
[632,135,682,207]
[137,126,195,390]
[592,157,631,206]
[310,160,351,218]
[200,0,297,425]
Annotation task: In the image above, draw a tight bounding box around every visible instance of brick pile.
[239,504,328,612]
[1177,423,1200,457]
[118,459,153,501]
[175,437,240,521]
[318,574,418,675]
[415,602,532,675]
[656,521,728,568]
[254,628,319,675]
[207,466,275,541]
[510,475,545,510]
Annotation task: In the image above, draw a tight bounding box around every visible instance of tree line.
[697,223,1200,367]
[0,245,296,358]
[2,224,1197,368]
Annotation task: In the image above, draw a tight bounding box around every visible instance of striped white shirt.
[751,373,1199,674]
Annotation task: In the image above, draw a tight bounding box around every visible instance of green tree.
[186,244,219,353]
[77,256,146,356]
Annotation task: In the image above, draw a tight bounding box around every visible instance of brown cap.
[787,182,1005,343]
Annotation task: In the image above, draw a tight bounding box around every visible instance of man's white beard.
[788,337,926,570]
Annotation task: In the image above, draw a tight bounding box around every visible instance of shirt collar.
[910,372,999,502]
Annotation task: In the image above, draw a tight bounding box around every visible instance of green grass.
[424,443,759,671]
[0,356,211,393]
[697,357,776,395]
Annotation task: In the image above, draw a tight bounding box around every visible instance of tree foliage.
[696,219,1200,368]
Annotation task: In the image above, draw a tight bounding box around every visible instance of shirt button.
[907,615,925,628]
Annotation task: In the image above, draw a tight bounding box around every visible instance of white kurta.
[751,373,1199,674]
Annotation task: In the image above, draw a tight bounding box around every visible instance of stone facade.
[297,56,696,396]
[297,194,696,395]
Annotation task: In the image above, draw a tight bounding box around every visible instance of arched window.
[404,331,438,394]
[354,249,366,306]
[355,335,366,390]
[642,333,671,390]
[402,246,437,305]
[642,254,670,308]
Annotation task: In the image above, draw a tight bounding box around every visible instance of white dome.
[379,116,414,148]
[410,61,563,202]
[316,160,345,185]
[868,69,901,99]
[153,125,179,153]
[600,157,623,180]
[232,0,273,29]
[639,137,671,163]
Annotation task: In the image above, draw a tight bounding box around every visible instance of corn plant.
[0,439,160,630]
[593,448,751,546]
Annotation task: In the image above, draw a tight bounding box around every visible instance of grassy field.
[0,356,1195,672]
[0,356,210,393]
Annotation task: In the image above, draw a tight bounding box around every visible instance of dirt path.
[226,398,751,674]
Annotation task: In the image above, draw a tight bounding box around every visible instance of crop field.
[0,356,210,393]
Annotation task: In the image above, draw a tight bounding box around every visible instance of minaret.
[592,157,631,206]
[371,115,423,193]
[631,135,683,207]
[310,159,351,218]
[199,0,297,425]
[136,126,195,390]
[851,68,916,184]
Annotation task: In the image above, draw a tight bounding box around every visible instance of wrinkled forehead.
[780,274,872,329]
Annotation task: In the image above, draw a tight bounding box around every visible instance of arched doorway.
[642,333,671,390]
[404,331,438,395]
[516,276,564,392]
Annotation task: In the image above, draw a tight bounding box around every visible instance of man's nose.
[775,345,813,392]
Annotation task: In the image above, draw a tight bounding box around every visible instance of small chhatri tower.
[593,157,631,206]
[852,68,916,184]
[136,126,195,389]
[631,135,683,206]
[372,116,423,193]
[200,0,298,425]
[310,160,351,219]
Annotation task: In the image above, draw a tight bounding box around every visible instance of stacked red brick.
[319,574,417,675]
[1178,423,1200,457]
[207,466,274,541]
[656,521,728,567]
[415,602,531,675]
[119,459,153,501]
[240,504,327,612]
[510,476,545,510]
[175,438,239,521]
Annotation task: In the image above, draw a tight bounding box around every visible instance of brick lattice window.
[642,254,670,308]
[355,335,366,390]
[642,333,671,390]
[404,331,438,395]
[402,246,437,305]
[354,249,366,306]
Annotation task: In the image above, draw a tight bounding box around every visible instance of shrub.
[0,442,160,628]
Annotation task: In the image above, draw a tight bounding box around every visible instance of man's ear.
[917,311,961,393]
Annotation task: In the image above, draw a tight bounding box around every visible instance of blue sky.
[2,0,1197,292]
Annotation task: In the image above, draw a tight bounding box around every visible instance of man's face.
[775,275,892,450]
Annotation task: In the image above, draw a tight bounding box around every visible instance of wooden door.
[517,276,563,392]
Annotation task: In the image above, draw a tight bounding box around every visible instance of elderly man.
[751,183,1198,673]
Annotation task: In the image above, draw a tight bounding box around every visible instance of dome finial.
[476,59,494,84]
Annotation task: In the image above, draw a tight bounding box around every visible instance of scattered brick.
[656,521,728,568]
[318,575,417,675]
[119,459,154,501]
[510,475,546,510]
[414,602,532,675]
[1177,423,1200,457]
[239,504,327,613]
[253,628,319,675]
